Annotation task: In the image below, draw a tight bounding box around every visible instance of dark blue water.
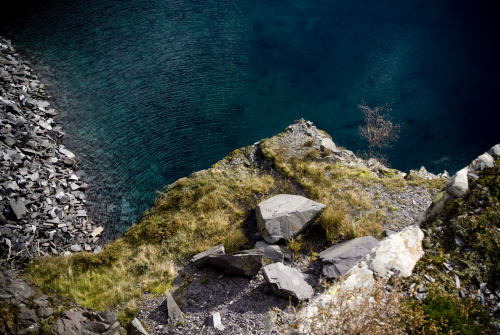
[2,0,500,237]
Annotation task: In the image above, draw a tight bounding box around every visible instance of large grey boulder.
[191,244,225,268]
[208,249,264,276]
[319,236,379,279]
[256,194,325,243]
[262,262,313,301]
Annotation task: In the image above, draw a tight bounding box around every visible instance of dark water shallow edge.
[2,0,500,238]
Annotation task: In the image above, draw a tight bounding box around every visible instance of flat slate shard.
[256,194,325,243]
[166,294,184,324]
[10,199,28,220]
[262,262,313,301]
[205,312,225,331]
[191,243,225,268]
[319,236,379,279]
[208,249,264,276]
[129,317,149,335]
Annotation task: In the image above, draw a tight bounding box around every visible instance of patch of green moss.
[405,285,495,335]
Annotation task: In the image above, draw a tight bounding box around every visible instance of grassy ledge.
[23,123,447,321]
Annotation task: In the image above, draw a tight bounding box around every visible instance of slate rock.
[255,241,284,263]
[82,320,109,333]
[319,236,379,279]
[262,262,313,301]
[208,248,263,276]
[55,310,85,335]
[70,244,82,252]
[205,312,225,331]
[166,293,183,324]
[129,318,149,335]
[9,198,27,220]
[38,307,55,319]
[191,243,225,268]
[256,194,325,243]
[471,153,494,171]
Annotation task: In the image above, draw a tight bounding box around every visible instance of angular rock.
[91,226,104,238]
[166,293,183,324]
[205,312,225,331]
[368,225,424,277]
[82,321,109,333]
[256,194,325,243]
[471,153,494,171]
[319,236,379,279]
[191,243,225,268]
[208,248,263,276]
[445,167,469,198]
[262,262,313,301]
[9,198,27,220]
[70,244,82,252]
[255,241,284,263]
[488,144,500,157]
[129,318,149,335]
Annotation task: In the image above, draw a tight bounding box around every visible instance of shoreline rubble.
[0,36,103,266]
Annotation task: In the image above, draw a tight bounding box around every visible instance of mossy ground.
[401,158,500,332]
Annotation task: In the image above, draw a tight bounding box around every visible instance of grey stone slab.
[129,318,149,335]
[208,248,263,276]
[319,236,379,279]
[191,243,225,268]
[166,293,183,324]
[9,198,27,220]
[256,194,325,243]
[262,262,313,301]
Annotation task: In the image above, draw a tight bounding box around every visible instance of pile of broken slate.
[0,37,103,266]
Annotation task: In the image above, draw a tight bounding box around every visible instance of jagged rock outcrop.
[262,262,313,301]
[422,144,499,221]
[256,194,325,243]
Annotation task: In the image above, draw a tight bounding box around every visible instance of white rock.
[205,312,225,331]
[368,225,424,277]
[488,144,500,158]
[446,167,469,197]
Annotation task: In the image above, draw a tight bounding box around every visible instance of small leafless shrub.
[359,102,401,160]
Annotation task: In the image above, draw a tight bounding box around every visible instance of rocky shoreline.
[0,37,104,266]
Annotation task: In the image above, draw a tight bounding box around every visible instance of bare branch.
[358,102,400,160]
